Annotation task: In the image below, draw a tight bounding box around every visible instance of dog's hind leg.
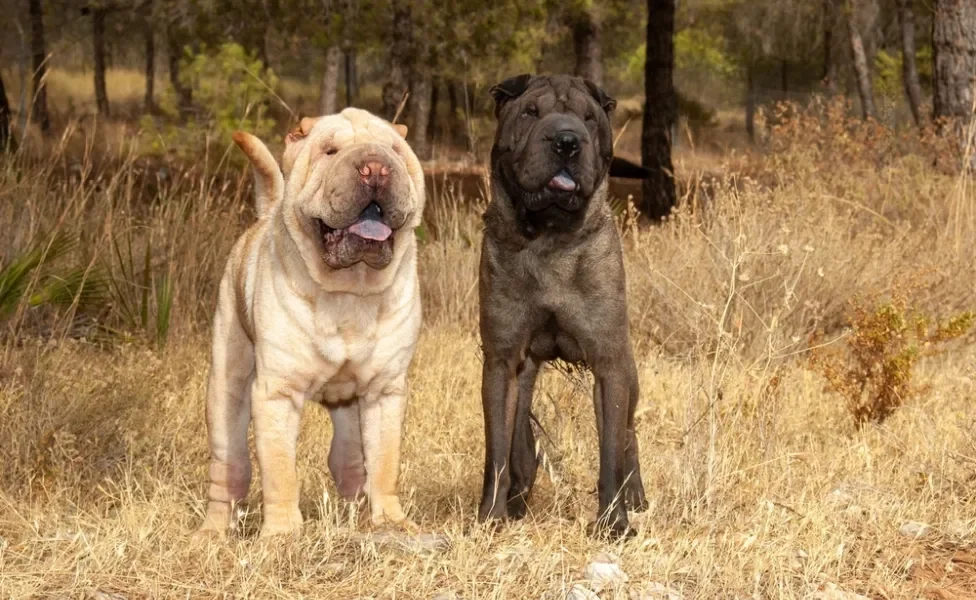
[507,356,541,520]
[198,298,255,537]
[327,402,367,501]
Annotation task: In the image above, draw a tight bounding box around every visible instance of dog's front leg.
[252,377,306,538]
[591,361,639,539]
[197,300,254,538]
[360,390,409,526]
[478,355,519,523]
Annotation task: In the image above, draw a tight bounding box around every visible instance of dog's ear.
[391,123,408,138]
[489,73,533,118]
[609,155,651,180]
[233,131,284,217]
[584,79,617,114]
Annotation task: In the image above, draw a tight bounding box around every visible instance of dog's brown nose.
[358,160,391,188]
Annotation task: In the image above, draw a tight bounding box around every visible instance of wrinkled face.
[490,74,616,229]
[282,108,423,270]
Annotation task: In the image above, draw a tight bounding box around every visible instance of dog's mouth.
[546,169,579,193]
[315,202,396,269]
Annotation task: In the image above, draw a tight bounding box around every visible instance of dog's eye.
[522,105,538,118]
[585,112,596,122]
[325,148,338,156]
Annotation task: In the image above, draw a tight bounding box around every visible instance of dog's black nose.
[552,131,581,157]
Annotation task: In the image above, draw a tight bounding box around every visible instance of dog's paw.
[259,504,303,539]
[190,525,227,543]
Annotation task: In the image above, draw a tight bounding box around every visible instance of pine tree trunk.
[642,0,677,221]
[0,69,14,152]
[319,45,342,115]
[143,16,155,112]
[382,0,411,121]
[92,7,110,117]
[166,24,192,121]
[933,0,976,123]
[897,0,924,126]
[572,10,603,86]
[29,0,50,133]
[848,2,877,120]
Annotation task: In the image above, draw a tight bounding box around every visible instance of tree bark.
[897,0,924,126]
[823,0,838,90]
[781,59,789,95]
[319,45,342,114]
[0,68,14,152]
[933,0,976,124]
[382,0,411,121]
[572,9,603,86]
[92,7,111,117]
[143,15,155,112]
[29,0,50,133]
[848,1,877,120]
[642,0,677,221]
[166,24,193,121]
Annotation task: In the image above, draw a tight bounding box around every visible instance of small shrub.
[140,42,279,166]
[808,288,974,428]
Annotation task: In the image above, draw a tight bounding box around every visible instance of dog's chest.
[310,295,384,402]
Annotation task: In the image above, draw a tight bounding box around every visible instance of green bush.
[140,42,279,166]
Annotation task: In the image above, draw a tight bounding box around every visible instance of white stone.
[898,521,934,539]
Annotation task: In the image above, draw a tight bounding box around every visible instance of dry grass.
[1,99,976,599]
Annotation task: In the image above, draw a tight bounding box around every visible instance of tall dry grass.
[1,98,975,598]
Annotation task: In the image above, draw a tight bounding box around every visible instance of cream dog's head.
[233,108,425,285]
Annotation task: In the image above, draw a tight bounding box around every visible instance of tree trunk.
[642,0,677,221]
[781,59,789,95]
[823,0,838,90]
[0,69,14,152]
[897,0,924,126]
[92,7,110,117]
[382,0,411,121]
[166,24,193,121]
[447,79,462,145]
[29,0,49,133]
[848,2,877,120]
[144,16,155,112]
[319,45,342,115]
[572,10,603,86]
[408,73,432,159]
[933,0,976,125]
[345,48,358,105]
[427,77,439,142]
[745,64,756,143]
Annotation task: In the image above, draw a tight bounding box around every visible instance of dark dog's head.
[490,74,617,217]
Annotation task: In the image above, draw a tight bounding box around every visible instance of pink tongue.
[548,172,577,191]
[347,220,393,241]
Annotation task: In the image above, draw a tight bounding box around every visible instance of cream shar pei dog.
[197,108,425,538]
